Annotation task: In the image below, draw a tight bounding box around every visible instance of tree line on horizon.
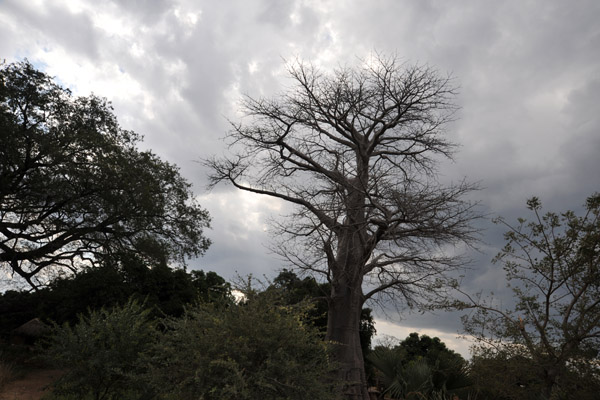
[1,58,598,400]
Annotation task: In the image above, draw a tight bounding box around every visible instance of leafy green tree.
[206,55,479,399]
[0,60,210,288]
[461,194,600,399]
[43,299,157,400]
[189,269,232,304]
[0,261,137,337]
[147,289,341,400]
[105,254,232,318]
[398,332,468,392]
[369,333,469,399]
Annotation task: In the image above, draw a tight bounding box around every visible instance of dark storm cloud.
[257,0,295,27]
[2,0,100,60]
[560,78,600,201]
[110,0,172,25]
[2,0,599,356]
[318,0,599,344]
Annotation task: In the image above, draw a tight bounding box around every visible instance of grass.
[0,358,15,391]
[0,342,43,390]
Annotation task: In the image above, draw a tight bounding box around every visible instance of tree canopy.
[0,60,210,288]
[0,254,231,337]
[369,333,469,399]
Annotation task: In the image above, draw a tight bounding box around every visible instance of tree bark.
[327,278,370,400]
[326,185,372,400]
[542,366,559,400]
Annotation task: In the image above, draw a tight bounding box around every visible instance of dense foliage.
[43,300,157,400]
[42,288,340,400]
[268,270,376,352]
[0,255,231,338]
[0,60,210,288]
[149,290,340,400]
[369,333,469,399]
[468,347,600,400]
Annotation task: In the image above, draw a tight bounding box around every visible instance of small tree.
[206,55,479,399]
[461,194,600,399]
[0,60,210,288]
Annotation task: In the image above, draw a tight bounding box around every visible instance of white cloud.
[198,190,283,241]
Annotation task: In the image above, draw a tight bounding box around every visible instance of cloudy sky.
[2,0,599,356]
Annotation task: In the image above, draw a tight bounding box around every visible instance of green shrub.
[40,289,340,400]
[42,299,156,400]
[147,290,340,400]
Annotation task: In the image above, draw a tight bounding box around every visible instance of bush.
[42,299,156,400]
[40,287,340,400]
[147,290,340,400]
[468,347,600,400]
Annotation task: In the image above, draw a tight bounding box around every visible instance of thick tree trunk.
[327,282,370,400]
[327,176,371,399]
[542,366,560,400]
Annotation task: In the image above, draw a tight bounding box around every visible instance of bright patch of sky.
[374,319,473,359]
[198,191,283,241]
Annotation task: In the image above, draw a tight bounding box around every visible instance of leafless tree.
[206,55,479,400]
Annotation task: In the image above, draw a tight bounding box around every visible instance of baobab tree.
[206,55,478,399]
